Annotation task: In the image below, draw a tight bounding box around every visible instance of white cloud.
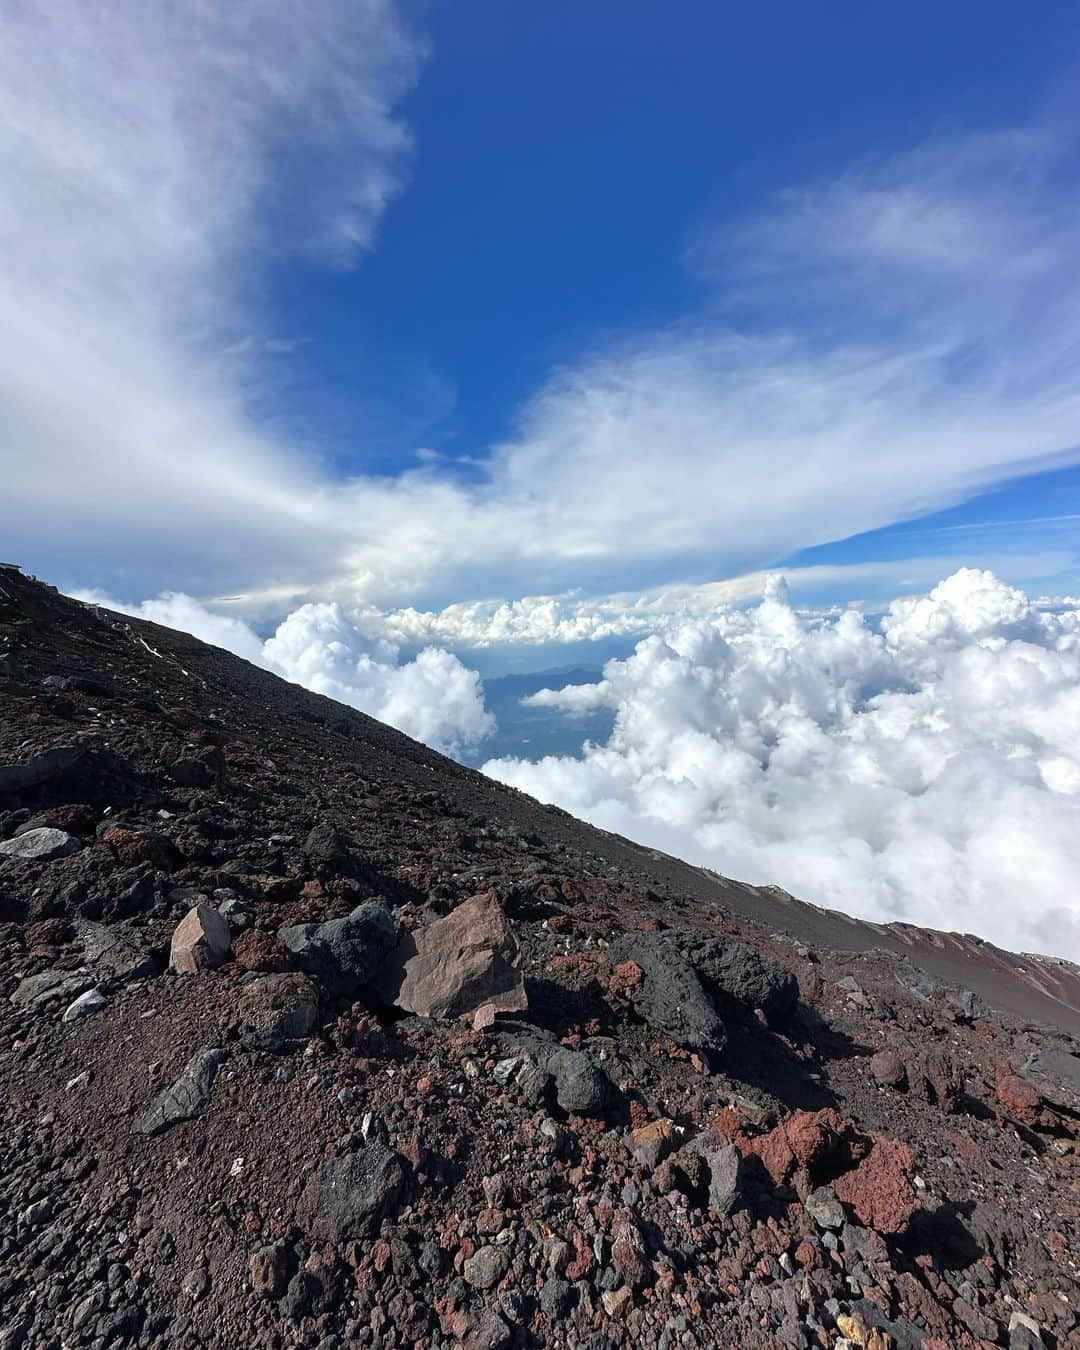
[74,590,493,756]
[3,30,1080,614]
[484,570,1080,961]
[326,552,1078,651]
[0,0,420,591]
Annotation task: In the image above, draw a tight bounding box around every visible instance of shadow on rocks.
[719,1005,848,1113]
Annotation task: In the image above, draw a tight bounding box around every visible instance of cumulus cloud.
[484,570,1080,960]
[75,590,493,756]
[335,552,1078,651]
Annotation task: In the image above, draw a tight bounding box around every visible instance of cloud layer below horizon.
[77,568,1080,960]
[485,569,1080,961]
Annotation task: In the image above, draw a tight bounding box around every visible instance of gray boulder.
[12,968,95,1010]
[687,1138,741,1219]
[486,1022,613,1118]
[548,1047,610,1115]
[675,935,798,1028]
[137,1048,226,1136]
[805,1185,845,1230]
[0,827,81,862]
[608,933,726,1053]
[78,921,159,981]
[279,901,395,999]
[237,973,318,1051]
[0,744,83,795]
[297,1116,405,1241]
[303,822,349,864]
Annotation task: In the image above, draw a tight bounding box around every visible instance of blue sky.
[2,0,1079,642]
[265,2,1080,469]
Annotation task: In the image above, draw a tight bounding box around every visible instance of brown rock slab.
[626,1118,677,1170]
[380,891,526,1021]
[169,902,231,974]
[833,1136,918,1234]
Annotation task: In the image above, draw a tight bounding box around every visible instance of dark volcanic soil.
[0,562,1078,1350]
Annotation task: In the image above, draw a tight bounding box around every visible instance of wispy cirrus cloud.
[0,0,421,591]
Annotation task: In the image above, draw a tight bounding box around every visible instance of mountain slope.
[1,563,1078,1349]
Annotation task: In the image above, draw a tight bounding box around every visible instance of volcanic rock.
[279,900,395,999]
[804,1185,845,1230]
[742,1107,849,1186]
[236,972,318,1051]
[870,1048,908,1090]
[608,931,726,1052]
[995,1071,1049,1128]
[463,1245,506,1290]
[12,967,95,1010]
[62,988,106,1021]
[626,1117,677,1169]
[548,1045,609,1114]
[249,1244,290,1298]
[487,1022,613,1117]
[833,1136,918,1234]
[78,920,159,981]
[169,901,231,973]
[379,890,526,1020]
[0,743,83,794]
[701,1141,742,1219]
[137,1048,226,1136]
[303,821,349,864]
[100,825,174,869]
[0,826,81,861]
[232,927,292,972]
[297,1119,405,1241]
[676,934,799,1027]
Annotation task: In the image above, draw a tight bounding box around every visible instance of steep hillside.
[0,563,1077,1350]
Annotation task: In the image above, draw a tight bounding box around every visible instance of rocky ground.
[0,562,1078,1350]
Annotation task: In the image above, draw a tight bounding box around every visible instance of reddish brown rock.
[232,928,293,973]
[101,825,172,869]
[626,1118,677,1170]
[379,891,526,1021]
[607,959,644,999]
[793,1239,820,1269]
[870,1048,908,1090]
[833,1136,918,1234]
[740,1107,848,1185]
[610,1212,648,1285]
[995,1070,1051,1129]
[786,1107,846,1169]
[249,1244,289,1297]
[917,1046,963,1112]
